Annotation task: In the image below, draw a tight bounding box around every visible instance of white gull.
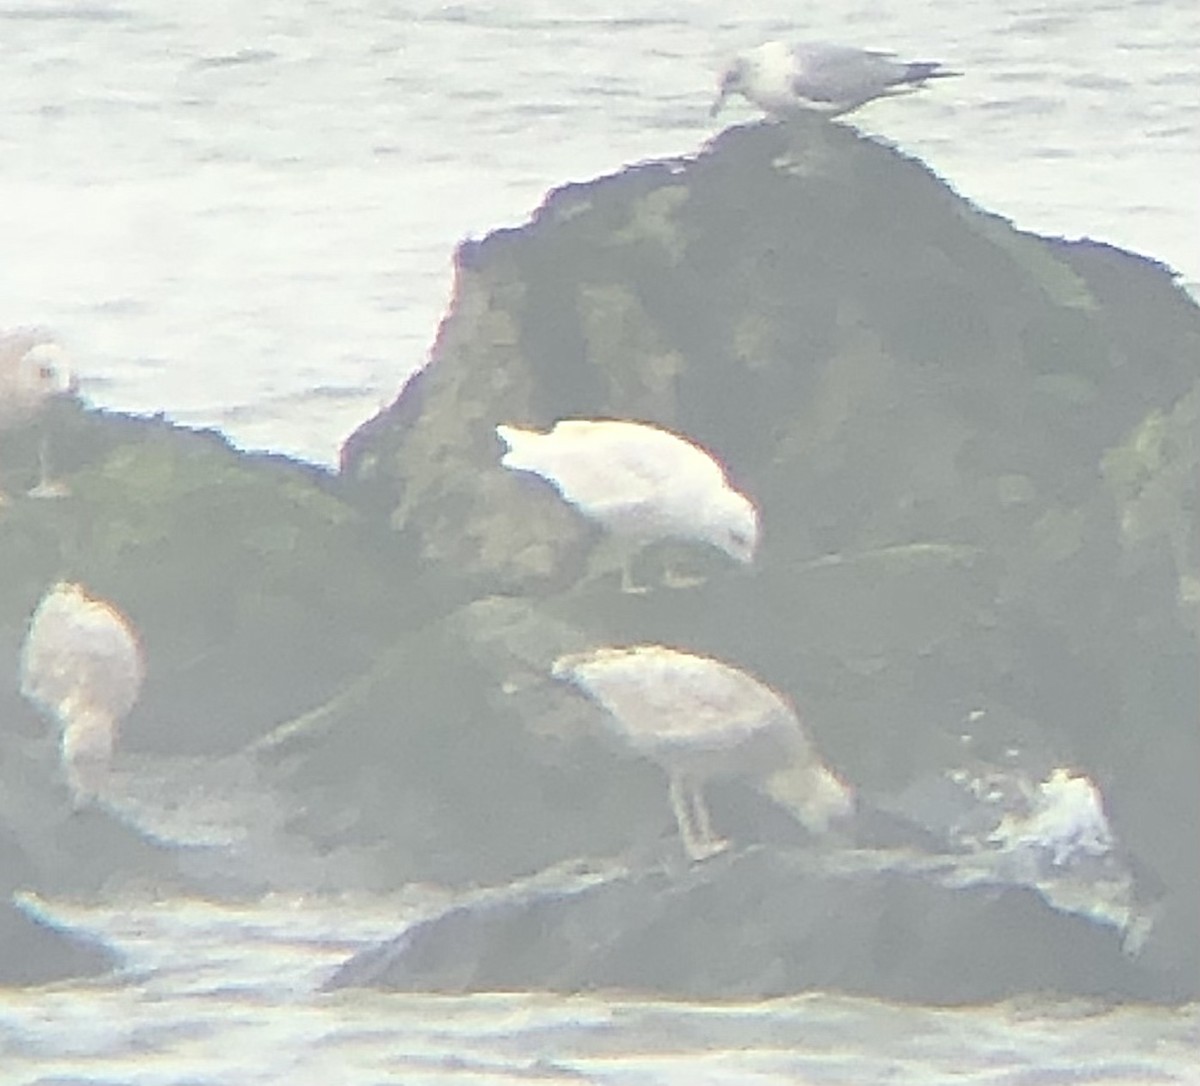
[712,40,960,120]
[552,644,854,861]
[0,327,76,501]
[496,419,759,592]
[20,582,145,806]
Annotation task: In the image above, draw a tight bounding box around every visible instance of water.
[2,893,1196,1085]
[1,1,1198,1078]
[0,0,1196,466]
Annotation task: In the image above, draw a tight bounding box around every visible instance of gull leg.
[611,537,650,595]
[584,536,651,594]
[619,555,651,595]
[27,432,70,499]
[669,771,729,861]
[687,780,730,860]
[668,770,706,860]
[661,562,707,590]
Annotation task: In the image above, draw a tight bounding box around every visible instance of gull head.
[2,330,78,430]
[766,761,856,835]
[801,765,857,833]
[22,340,77,397]
[701,487,760,565]
[710,56,751,117]
[5,338,78,427]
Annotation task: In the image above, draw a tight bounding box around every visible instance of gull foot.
[662,568,708,590]
[27,479,72,500]
[686,835,732,863]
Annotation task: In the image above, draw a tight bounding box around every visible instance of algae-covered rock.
[253,595,680,887]
[0,405,440,975]
[328,117,1197,995]
[1,405,436,757]
[1,116,1195,999]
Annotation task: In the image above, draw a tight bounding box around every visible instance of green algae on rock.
[331,117,1198,996]
[1,116,1196,999]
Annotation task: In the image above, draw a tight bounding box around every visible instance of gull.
[712,40,960,120]
[19,582,145,806]
[496,419,759,592]
[552,644,854,861]
[0,327,77,502]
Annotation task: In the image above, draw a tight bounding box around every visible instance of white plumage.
[711,40,959,120]
[552,644,853,860]
[989,768,1115,868]
[496,419,759,590]
[19,582,145,805]
[0,327,76,500]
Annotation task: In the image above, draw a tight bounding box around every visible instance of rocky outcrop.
[327,117,1199,999]
[1,116,1196,998]
[0,409,428,978]
[326,847,1160,1005]
[0,705,170,983]
[0,897,115,987]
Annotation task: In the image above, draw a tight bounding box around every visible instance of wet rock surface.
[327,847,1157,1005]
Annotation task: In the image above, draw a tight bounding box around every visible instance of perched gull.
[552,644,854,860]
[19,582,145,806]
[711,40,960,120]
[496,419,759,592]
[0,327,76,501]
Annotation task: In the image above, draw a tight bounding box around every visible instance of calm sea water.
[0,0,1196,466]
[1,1,1198,1080]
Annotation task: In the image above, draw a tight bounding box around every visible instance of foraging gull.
[711,40,960,120]
[0,327,76,501]
[20,582,145,805]
[496,419,759,591]
[552,644,853,860]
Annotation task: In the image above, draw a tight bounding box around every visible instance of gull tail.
[902,61,961,86]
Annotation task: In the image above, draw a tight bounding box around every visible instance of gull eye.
[39,363,56,381]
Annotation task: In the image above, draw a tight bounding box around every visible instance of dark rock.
[0,408,433,758]
[0,731,150,985]
[327,847,1158,1004]
[0,900,116,987]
